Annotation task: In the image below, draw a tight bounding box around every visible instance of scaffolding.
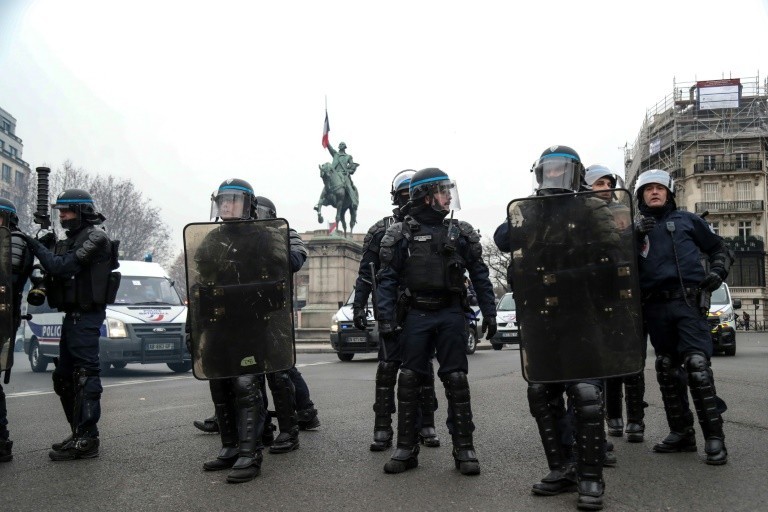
[624,74,768,189]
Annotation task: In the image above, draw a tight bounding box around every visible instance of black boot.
[226,375,265,483]
[384,369,420,474]
[262,420,275,447]
[604,377,624,437]
[653,355,697,453]
[50,369,101,461]
[569,383,605,511]
[444,371,479,475]
[418,364,440,448]
[204,383,239,471]
[0,438,13,463]
[685,353,728,465]
[49,437,100,461]
[297,407,320,430]
[371,361,398,452]
[194,415,219,433]
[51,371,76,451]
[624,371,647,443]
[267,371,299,454]
[528,383,575,495]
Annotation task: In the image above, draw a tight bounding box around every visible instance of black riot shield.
[507,188,644,383]
[0,227,13,374]
[184,219,295,380]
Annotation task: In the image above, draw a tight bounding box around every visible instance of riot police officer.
[0,199,35,462]
[353,170,441,451]
[190,179,276,483]
[23,189,119,461]
[253,196,312,455]
[494,146,633,510]
[586,165,647,443]
[377,167,497,476]
[634,169,732,465]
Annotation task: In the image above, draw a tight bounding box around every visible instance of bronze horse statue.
[313,162,358,236]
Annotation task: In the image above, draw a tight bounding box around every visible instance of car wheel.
[337,353,354,362]
[491,343,503,351]
[29,341,49,372]
[723,344,736,356]
[466,329,477,355]
[167,361,192,373]
[111,362,128,369]
[99,360,112,373]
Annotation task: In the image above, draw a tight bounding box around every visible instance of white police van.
[24,260,191,373]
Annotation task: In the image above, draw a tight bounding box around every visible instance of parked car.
[490,292,519,350]
[330,289,378,362]
[24,260,191,373]
[708,283,740,356]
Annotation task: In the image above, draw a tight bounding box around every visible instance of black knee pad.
[232,374,258,395]
[376,361,399,387]
[209,378,233,404]
[267,370,292,392]
[684,352,712,388]
[527,383,550,417]
[655,354,675,374]
[397,369,422,402]
[442,371,470,402]
[568,383,602,423]
[52,371,74,397]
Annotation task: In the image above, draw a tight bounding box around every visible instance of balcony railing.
[693,160,763,173]
[695,200,764,214]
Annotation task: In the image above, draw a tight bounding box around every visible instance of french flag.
[321,111,330,148]
[328,221,337,234]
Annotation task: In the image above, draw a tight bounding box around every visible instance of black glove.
[36,229,56,249]
[635,216,656,237]
[378,321,396,340]
[482,317,497,340]
[353,307,367,331]
[699,271,723,292]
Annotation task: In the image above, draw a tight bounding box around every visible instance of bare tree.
[482,235,511,295]
[20,161,174,265]
[167,251,187,302]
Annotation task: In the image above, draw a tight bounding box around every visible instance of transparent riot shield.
[0,227,14,374]
[507,189,644,383]
[184,219,295,380]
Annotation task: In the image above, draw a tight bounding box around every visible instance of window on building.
[735,181,754,201]
[1,164,11,183]
[738,220,752,240]
[8,147,17,158]
[14,170,24,186]
[699,155,717,171]
[0,140,4,151]
[727,253,765,287]
[734,153,752,168]
[709,221,720,235]
[703,182,719,202]
[1,118,10,133]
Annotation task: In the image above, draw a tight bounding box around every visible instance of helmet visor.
[534,156,582,192]
[211,190,249,221]
[426,180,461,212]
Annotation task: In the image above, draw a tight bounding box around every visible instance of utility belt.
[642,287,699,303]
[410,292,461,311]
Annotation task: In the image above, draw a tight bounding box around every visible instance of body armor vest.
[402,220,465,295]
[10,231,34,327]
[46,226,115,311]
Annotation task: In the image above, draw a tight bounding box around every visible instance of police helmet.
[634,169,675,203]
[52,189,103,229]
[409,167,461,212]
[531,145,584,193]
[254,196,277,220]
[390,169,415,206]
[0,198,19,229]
[211,178,257,221]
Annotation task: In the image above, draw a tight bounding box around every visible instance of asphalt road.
[2,335,767,512]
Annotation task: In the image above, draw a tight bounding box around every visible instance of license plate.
[146,342,175,351]
[502,332,518,338]
[346,336,367,344]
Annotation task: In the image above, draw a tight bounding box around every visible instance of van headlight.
[106,318,127,338]
[720,312,734,323]
[330,314,339,333]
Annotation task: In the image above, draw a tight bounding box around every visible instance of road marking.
[5,375,192,398]
[296,361,334,368]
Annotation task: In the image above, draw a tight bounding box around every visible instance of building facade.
[625,75,768,322]
[0,107,32,209]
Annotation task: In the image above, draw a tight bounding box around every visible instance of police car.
[490,292,519,350]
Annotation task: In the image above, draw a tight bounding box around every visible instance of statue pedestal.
[299,235,363,329]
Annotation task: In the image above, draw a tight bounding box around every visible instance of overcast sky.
[1,0,767,255]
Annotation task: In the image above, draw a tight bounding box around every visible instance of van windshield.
[498,294,516,311]
[710,286,729,306]
[114,276,184,306]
